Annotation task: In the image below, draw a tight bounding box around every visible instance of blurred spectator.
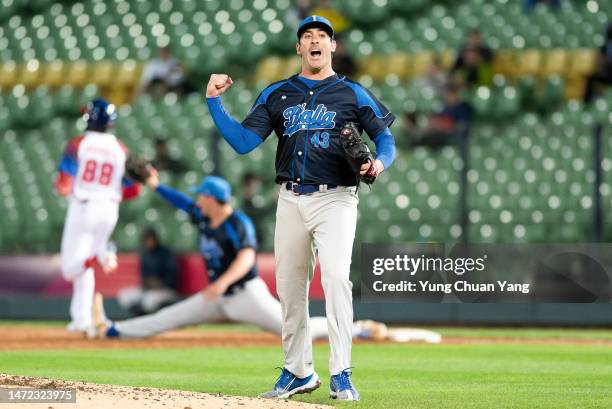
[139,46,186,97]
[410,84,473,150]
[285,0,312,28]
[332,36,356,77]
[413,58,449,98]
[524,0,561,11]
[455,29,494,66]
[452,29,494,88]
[241,172,275,250]
[152,138,188,175]
[117,227,180,316]
[584,23,612,103]
[311,0,349,34]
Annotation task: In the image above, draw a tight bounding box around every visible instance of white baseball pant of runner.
[61,198,118,328]
[113,276,330,339]
[275,185,359,378]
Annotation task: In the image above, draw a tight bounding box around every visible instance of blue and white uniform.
[107,182,289,338]
[207,74,395,186]
[155,184,259,295]
[102,181,381,344]
[207,72,396,377]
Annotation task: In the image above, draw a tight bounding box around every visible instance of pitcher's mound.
[0,374,332,409]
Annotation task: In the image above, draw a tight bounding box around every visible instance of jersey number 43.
[81,159,114,186]
[310,131,330,149]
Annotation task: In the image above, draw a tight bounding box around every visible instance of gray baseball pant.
[275,185,358,378]
[113,277,331,339]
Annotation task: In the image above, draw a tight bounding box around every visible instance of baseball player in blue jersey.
[205,16,396,401]
[92,171,388,343]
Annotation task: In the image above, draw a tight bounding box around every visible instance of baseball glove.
[339,122,379,184]
[125,154,152,183]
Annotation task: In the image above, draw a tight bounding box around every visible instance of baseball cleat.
[260,368,320,399]
[98,242,118,275]
[330,369,360,401]
[354,319,388,341]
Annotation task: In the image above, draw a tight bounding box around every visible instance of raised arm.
[206,97,263,154]
[155,184,195,212]
[205,74,263,154]
[145,170,200,217]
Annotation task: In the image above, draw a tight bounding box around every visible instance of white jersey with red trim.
[70,131,128,202]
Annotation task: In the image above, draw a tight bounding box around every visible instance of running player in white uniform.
[54,99,141,333]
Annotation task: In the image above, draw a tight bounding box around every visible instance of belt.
[284,181,337,195]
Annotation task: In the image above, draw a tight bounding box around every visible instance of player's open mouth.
[309,50,321,57]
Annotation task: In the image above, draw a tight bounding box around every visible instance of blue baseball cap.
[297,15,334,39]
[191,176,231,202]
[84,98,117,130]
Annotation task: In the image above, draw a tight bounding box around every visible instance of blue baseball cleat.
[260,368,320,399]
[330,369,360,401]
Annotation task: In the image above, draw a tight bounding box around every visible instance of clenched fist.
[206,74,234,98]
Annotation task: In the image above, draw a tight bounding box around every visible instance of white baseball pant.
[61,198,118,328]
[275,185,358,378]
[117,287,179,314]
[113,276,330,339]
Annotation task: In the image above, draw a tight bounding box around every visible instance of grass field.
[2,323,612,409]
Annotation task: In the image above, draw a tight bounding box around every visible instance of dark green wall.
[2,295,612,326]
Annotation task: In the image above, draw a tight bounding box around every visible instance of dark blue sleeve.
[155,184,202,220]
[348,82,396,138]
[241,93,275,139]
[372,127,396,169]
[241,81,288,139]
[206,97,263,154]
[234,213,258,251]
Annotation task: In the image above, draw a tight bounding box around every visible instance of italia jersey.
[242,74,395,186]
[58,131,134,202]
[189,209,258,295]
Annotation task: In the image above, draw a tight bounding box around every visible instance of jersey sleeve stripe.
[223,221,242,251]
[341,81,388,118]
[247,80,289,115]
[58,135,84,176]
[235,212,257,247]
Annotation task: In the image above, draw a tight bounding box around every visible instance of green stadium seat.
[0,0,609,251]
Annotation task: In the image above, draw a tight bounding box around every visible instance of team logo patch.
[282,103,336,137]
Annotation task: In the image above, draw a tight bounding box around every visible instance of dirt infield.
[0,374,332,409]
[1,326,284,351]
[2,325,611,351]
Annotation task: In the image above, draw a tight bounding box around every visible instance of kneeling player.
[92,172,386,341]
